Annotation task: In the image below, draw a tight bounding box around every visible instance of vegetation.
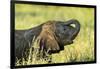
[15,4,95,66]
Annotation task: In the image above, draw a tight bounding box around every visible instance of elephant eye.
[63,26,66,31]
[63,27,66,30]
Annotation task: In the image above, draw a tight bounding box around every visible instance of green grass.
[15,4,95,66]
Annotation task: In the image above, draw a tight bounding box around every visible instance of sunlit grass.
[15,4,95,66]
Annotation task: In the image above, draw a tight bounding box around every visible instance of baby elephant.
[15,19,80,61]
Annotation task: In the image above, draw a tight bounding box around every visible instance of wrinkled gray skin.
[15,19,80,61]
[55,19,80,51]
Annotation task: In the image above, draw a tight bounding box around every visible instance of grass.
[15,4,95,66]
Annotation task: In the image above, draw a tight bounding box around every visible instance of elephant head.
[55,19,80,46]
[37,19,80,54]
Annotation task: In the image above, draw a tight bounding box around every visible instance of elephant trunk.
[66,19,80,40]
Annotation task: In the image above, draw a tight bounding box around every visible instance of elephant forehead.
[42,23,56,31]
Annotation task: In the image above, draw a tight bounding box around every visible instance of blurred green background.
[15,4,95,65]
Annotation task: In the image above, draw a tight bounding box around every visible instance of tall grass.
[15,4,95,66]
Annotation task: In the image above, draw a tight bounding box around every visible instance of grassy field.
[15,4,95,66]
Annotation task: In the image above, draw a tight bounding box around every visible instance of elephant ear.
[45,31,60,52]
[37,21,60,53]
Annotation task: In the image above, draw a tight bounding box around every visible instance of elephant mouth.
[63,38,74,45]
[67,39,74,44]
